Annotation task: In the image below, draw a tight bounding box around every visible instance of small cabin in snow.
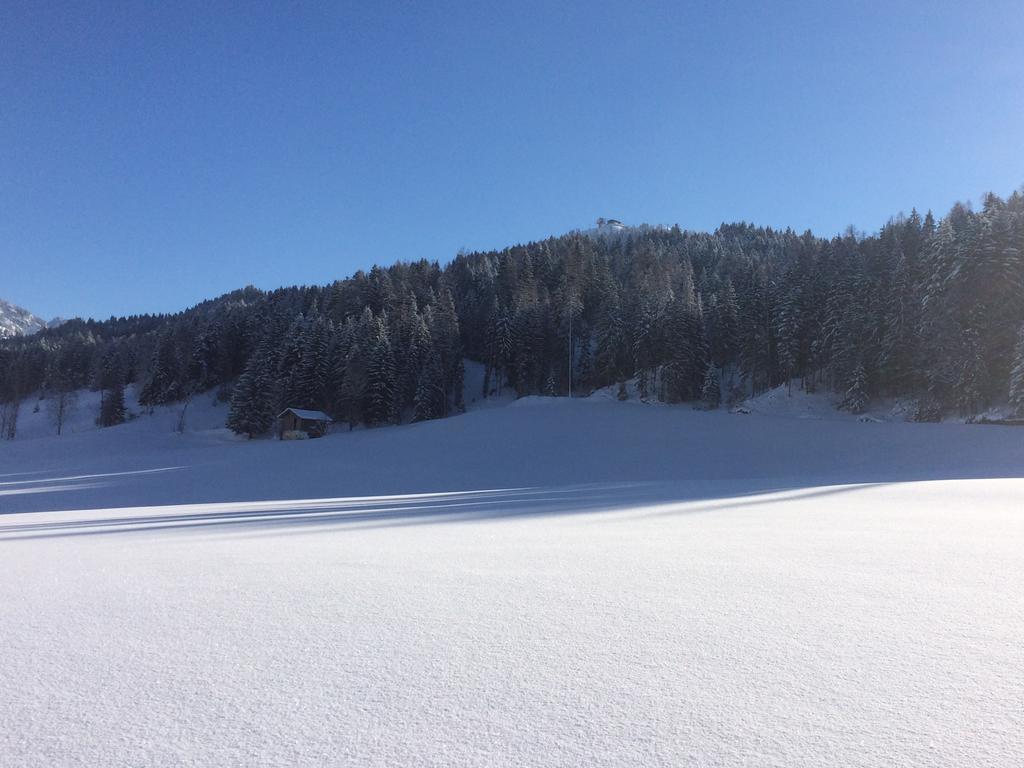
[277,408,332,439]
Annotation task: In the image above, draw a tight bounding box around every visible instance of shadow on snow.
[0,481,894,542]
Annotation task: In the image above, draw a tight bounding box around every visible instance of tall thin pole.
[568,300,572,398]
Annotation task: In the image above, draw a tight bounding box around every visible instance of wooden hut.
[277,408,332,439]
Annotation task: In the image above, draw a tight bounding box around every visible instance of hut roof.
[278,407,332,422]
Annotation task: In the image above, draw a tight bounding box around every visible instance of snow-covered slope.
[0,298,47,337]
[8,384,227,442]
[1,398,1023,766]
[740,382,1017,424]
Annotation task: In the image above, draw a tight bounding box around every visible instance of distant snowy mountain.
[0,299,48,338]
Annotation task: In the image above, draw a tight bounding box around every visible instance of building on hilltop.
[596,218,626,233]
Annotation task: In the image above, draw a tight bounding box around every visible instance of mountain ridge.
[0,299,48,338]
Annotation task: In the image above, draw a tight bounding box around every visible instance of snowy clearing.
[1,397,1023,767]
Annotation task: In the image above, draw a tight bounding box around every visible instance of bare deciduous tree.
[47,387,78,436]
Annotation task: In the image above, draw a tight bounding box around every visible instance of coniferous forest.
[2,189,1023,438]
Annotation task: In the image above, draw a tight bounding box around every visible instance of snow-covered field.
[2,392,1023,766]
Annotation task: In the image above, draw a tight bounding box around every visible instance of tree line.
[2,188,1022,438]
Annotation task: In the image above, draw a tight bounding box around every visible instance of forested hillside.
[2,189,1023,438]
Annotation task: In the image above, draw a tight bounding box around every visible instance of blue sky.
[2,1,1022,321]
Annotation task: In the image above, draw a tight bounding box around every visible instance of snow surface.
[2,395,1023,766]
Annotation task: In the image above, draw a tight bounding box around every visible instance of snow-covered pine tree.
[294,318,331,410]
[595,301,625,389]
[575,327,593,393]
[391,290,421,406]
[544,369,556,396]
[918,217,961,409]
[93,343,128,427]
[226,341,280,438]
[955,327,988,417]
[1010,324,1024,417]
[138,332,182,407]
[877,248,912,395]
[430,288,464,412]
[99,382,126,427]
[337,342,367,430]
[278,315,309,408]
[701,362,721,409]
[737,267,773,396]
[632,293,663,400]
[186,329,215,393]
[841,362,869,414]
[365,318,396,426]
[486,308,513,396]
[413,356,444,422]
[709,278,741,373]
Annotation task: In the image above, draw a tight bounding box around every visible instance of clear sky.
[2,1,1022,321]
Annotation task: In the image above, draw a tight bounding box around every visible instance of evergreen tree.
[1009,324,1024,417]
[544,369,557,396]
[337,342,368,430]
[294,318,331,409]
[594,301,626,388]
[413,357,444,422]
[661,288,706,402]
[841,363,869,414]
[186,329,215,393]
[709,278,741,371]
[701,363,721,409]
[364,318,396,425]
[737,268,773,395]
[99,382,127,427]
[139,332,181,407]
[226,341,280,438]
[955,327,988,416]
[430,288,464,412]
